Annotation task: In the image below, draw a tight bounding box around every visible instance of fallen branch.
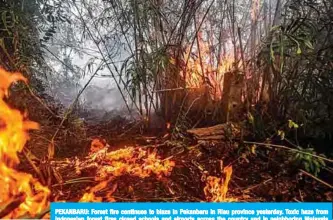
[187,123,242,140]
[0,194,26,219]
[299,169,333,189]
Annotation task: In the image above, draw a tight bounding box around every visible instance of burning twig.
[0,194,26,219]
[51,139,176,202]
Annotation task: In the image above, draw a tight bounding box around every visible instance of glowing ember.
[95,147,175,180]
[0,67,50,218]
[77,145,175,202]
[203,165,235,202]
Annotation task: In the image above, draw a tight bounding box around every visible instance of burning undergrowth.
[2,65,331,219]
[53,139,235,202]
[0,67,236,216]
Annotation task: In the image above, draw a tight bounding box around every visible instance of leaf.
[1,11,13,29]
[169,57,176,65]
[313,160,320,169]
[289,5,298,10]
[309,161,314,172]
[288,120,293,128]
[318,158,326,166]
[251,145,257,155]
[277,130,285,140]
[303,161,310,172]
[294,153,300,161]
[45,32,53,37]
[248,112,254,124]
[288,120,299,129]
[270,25,281,32]
[319,153,326,158]
[304,154,311,161]
[299,152,304,160]
[43,36,50,42]
[304,40,314,50]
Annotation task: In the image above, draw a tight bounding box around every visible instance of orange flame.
[176,35,236,100]
[203,165,235,202]
[79,145,175,202]
[0,67,50,218]
[96,147,175,180]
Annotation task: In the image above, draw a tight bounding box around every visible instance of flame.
[177,34,236,100]
[79,178,118,202]
[203,165,235,202]
[79,145,175,202]
[80,180,108,202]
[0,67,50,218]
[96,147,175,180]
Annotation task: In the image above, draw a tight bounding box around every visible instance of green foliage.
[277,130,285,140]
[247,112,254,124]
[0,1,40,71]
[288,119,299,129]
[291,146,326,176]
[0,0,68,81]
[259,0,333,141]
[245,109,273,140]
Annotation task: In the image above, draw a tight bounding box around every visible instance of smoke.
[42,22,133,121]
[42,50,132,122]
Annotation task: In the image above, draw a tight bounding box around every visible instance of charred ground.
[9,88,332,204]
